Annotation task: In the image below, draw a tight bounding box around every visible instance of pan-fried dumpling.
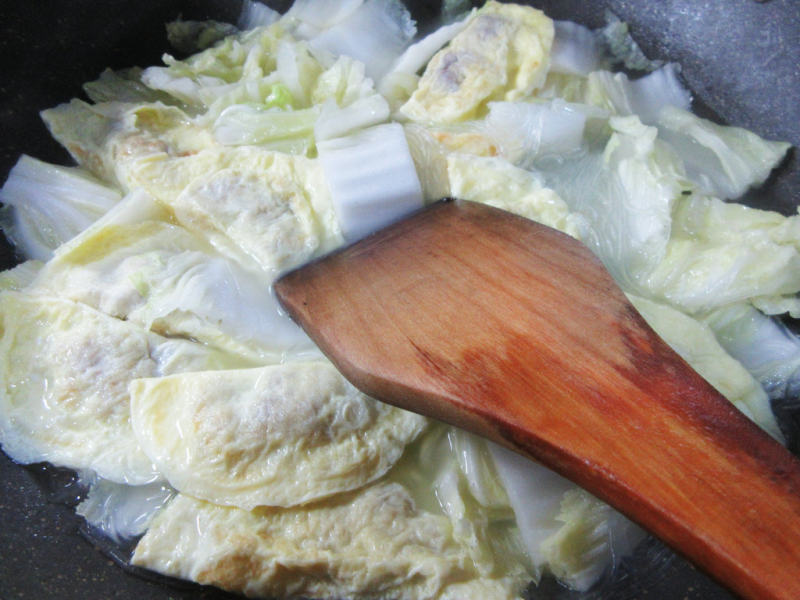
[132,483,528,600]
[128,147,342,276]
[0,292,160,483]
[41,99,213,190]
[0,291,244,484]
[399,2,554,123]
[130,361,427,508]
[33,190,316,364]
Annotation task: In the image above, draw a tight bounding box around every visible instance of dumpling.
[0,291,245,484]
[130,361,428,508]
[132,483,528,600]
[129,146,343,276]
[0,260,42,292]
[0,292,161,483]
[32,190,316,364]
[41,99,213,190]
[399,1,554,123]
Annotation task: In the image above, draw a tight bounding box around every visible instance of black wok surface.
[1,1,798,599]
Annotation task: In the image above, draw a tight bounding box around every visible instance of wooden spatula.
[275,199,800,600]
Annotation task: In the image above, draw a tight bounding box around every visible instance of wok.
[0,1,797,598]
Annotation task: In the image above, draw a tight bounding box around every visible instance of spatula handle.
[358,327,800,600]
[276,200,800,600]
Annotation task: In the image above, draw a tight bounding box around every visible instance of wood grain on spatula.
[275,199,800,600]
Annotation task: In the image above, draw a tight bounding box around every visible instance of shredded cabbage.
[315,94,390,141]
[284,0,365,34]
[704,303,800,402]
[76,472,176,543]
[551,20,604,76]
[239,0,281,30]
[643,194,800,313]
[540,489,642,591]
[275,38,324,107]
[213,104,319,149]
[535,115,689,292]
[584,64,692,125]
[0,260,43,292]
[487,443,645,590]
[485,99,588,166]
[0,155,122,260]
[304,0,416,81]
[657,105,791,200]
